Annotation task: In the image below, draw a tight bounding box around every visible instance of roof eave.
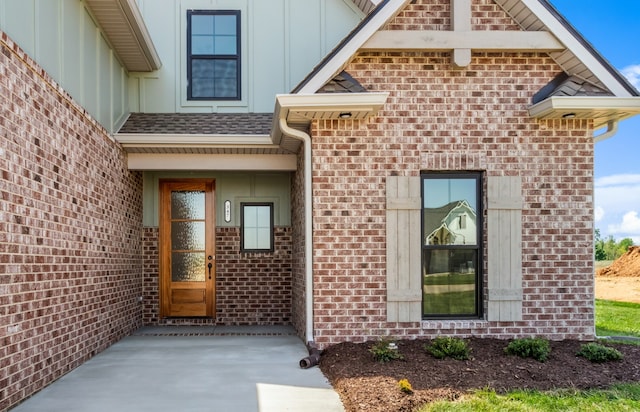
[272,92,389,144]
[84,0,161,72]
[293,0,411,94]
[528,96,640,128]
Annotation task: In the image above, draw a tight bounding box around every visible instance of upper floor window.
[187,10,240,100]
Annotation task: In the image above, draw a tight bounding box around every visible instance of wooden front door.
[160,179,215,317]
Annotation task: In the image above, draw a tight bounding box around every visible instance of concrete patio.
[9,326,344,412]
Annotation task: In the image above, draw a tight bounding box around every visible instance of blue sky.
[548,0,640,243]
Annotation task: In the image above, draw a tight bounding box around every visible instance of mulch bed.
[319,338,640,412]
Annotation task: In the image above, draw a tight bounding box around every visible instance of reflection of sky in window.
[191,14,237,55]
[423,178,477,210]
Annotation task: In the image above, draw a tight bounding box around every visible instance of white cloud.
[608,211,640,242]
[595,173,640,187]
[595,174,640,243]
[594,206,604,222]
[622,64,640,90]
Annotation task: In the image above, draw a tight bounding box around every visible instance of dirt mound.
[597,246,640,278]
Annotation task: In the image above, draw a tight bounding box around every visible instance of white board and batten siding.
[131,0,364,114]
[386,176,422,322]
[0,0,129,134]
[487,175,523,321]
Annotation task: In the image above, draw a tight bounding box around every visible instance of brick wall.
[0,32,143,410]
[141,227,293,325]
[310,0,595,346]
[142,227,159,325]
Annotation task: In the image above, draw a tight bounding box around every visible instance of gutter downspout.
[593,120,619,143]
[278,117,315,345]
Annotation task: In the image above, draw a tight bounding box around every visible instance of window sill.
[420,319,489,330]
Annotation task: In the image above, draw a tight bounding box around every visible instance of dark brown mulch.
[319,338,640,412]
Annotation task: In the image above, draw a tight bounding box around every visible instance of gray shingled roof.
[547,75,612,98]
[318,71,368,93]
[532,73,612,104]
[424,201,461,238]
[118,113,273,134]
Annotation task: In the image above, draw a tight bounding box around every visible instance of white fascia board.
[119,0,162,70]
[528,96,640,118]
[275,92,389,112]
[520,0,632,97]
[127,153,298,171]
[272,92,389,145]
[296,0,412,94]
[116,134,273,146]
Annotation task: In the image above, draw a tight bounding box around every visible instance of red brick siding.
[310,1,595,347]
[142,227,160,325]
[0,32,143,410]
[141,227,293,325]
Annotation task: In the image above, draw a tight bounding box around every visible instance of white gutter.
[593,120,619,143]
[277,117,315,343]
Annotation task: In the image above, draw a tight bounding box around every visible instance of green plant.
[577,343,623,363]
[369,337,404,363]
[426,336,470,360]
[398,378,413,394]
[504,337,551,362]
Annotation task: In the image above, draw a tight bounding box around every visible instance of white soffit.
[127,153,298,171]
[84,0,161,71]
[528,97,640,128]
[272,92,389,144]
[351,0,383,14]
[117,133,274,146]
[495,0,635,97]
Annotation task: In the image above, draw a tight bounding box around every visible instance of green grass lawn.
[423,273,476,286]
[415,299,640,411]
[419,384,640,411]
[596,299,640,338]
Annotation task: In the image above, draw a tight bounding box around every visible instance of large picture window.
[187,10,240,100]
[241,203,274,253]
[422,173,482,318]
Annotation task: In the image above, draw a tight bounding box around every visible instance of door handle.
[207,255,213,279]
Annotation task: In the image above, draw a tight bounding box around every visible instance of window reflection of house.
[424,200,477,246]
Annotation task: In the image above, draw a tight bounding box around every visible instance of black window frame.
[421,172,483,319]
[187,9,241,101]
[240,202,274,253]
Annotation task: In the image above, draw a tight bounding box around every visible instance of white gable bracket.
[362,30,563,52]
[361,0,563,67]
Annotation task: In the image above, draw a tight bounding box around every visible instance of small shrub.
[398,378,413,394]
[369,337,404,363]
[504,337,551,362]
[426,336,470,360]
[576,343,623,363]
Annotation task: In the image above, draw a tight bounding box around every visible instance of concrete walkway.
[10,326,344,412]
